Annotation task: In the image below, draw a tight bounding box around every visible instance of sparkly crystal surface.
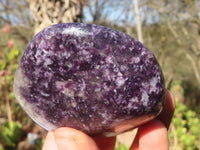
[14,23,165,136]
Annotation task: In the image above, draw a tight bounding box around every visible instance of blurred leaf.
[171,99,200,149]
[115,144,129,150]
[185,110,194,118]
[9,92,15,100]
[36,138,45,150]
[0,121,22,148]
[0,144,4,150]
[11,48,19,57]
[0,57,6,70]
[7,48,19,62]
[12,64,18,72]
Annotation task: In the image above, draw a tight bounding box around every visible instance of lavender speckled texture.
[14,23,165,136]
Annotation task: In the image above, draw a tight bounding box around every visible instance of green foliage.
[115,144,129,150]
[0,24,34,149]
[36,138,45,150]
[0,144,4,150]
[7,48,19,62]
[1,4,200,149]
[170,100,200,150]
[0,121,22,148]
[0,55,6,70]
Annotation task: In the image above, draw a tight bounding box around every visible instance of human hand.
[42,90,175,150]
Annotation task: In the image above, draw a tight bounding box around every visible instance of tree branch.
[134,0,143,43]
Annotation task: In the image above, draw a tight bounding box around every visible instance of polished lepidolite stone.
[14,23,165,136]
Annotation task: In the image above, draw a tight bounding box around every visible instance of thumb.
[54,127,99,150]
[42,127,99,150]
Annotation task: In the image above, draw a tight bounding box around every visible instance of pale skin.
[42,90,175,150]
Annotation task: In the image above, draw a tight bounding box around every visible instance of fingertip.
[54,127,99,150]
[139,119,167,136]
[42,131,58,150]
[166,89,176,110]
[130,120,168,150]
[157,89,175,129]
[139,120,168,150]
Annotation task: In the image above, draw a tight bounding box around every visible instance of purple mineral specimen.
[14,23,165,136]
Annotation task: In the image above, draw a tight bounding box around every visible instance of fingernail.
[54,128,80,150]
[42,131,59,150]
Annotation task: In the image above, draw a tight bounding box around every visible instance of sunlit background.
[0,0,200,149]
